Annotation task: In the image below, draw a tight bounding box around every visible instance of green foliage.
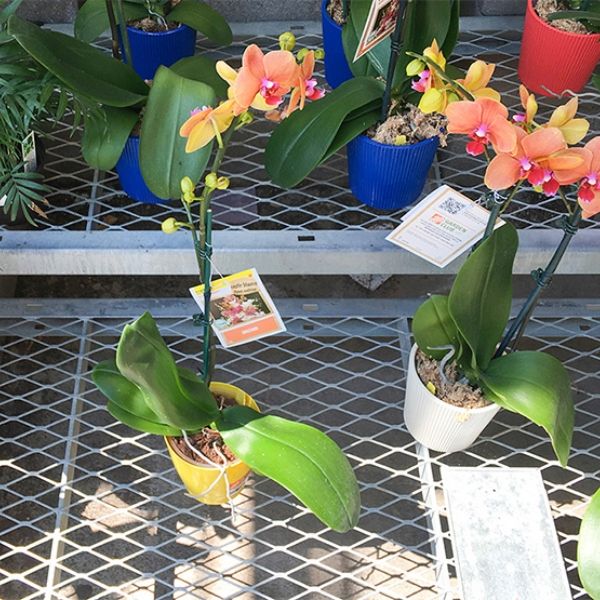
[218,406,361,532]
[140,66,215,198]
[266,0,460,188]
[578,487,600,599]
[169,55,229,100]
[74,0,232,44]
[93,312,360,532]
[548,0,600,32]
[412,224,574,465]
[265,77,385,188]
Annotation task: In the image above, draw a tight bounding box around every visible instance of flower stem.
[494,204,582,357]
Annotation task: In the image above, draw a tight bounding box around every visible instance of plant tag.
[21,131,38,173]
[354,0,400,62]
[190,268,286,348]
[386,185,505,268]
[0,195,6,208]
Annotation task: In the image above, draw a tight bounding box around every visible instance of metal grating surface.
[0,298,598,599]
[1,26,599,274]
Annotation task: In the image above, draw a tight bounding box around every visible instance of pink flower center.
[260,78,283,105]
[513,113,526,123]
[473,124,488,138]
[519,157,533,173]
[587,173,598,187]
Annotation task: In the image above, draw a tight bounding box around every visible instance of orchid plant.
[92,36,361,533]
[406,45,600,465]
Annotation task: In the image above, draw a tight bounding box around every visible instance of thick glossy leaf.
[341,14,377,78]
[8,15,148,106]
[480,351,574,466]
[170,55,228,99]
[74,0,147,42]
[140,66,214,198]
[82,106,138,170]
[578,487,600,600]
[116,312,219,430]
[547,10,600,23]
[167,0,232,46]
[440,0,460,57]
[265,77,385,188]
[412,294,460,361]
[93,359,181,435]
[218,405,360,532]
[320,105,381,163]
[449,223,518,372]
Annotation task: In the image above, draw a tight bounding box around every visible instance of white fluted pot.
[404,345,500,453]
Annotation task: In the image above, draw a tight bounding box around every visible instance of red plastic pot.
[518,0,600,96]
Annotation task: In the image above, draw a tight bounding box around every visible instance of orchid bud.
[238,111,254,126]
[406,58,425,77]
[314,48,325,60]
[205,172,219,189]
[296,48,309,61]
[180,176,195,195]
[216,176,230,190]
[161,217,180,234]
[183,191,195,204]
[279,32,296,52]
[446,91,460,105]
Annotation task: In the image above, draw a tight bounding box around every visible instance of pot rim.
[526,0,600,41]
[321,0,342,30]
[409,344,499,414]
[126,23,190,36]
[354,133,439,150]
[165,381,255,471]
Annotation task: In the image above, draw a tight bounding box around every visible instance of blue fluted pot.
[121,24,196,80]
[347,135,439,211]
[321,0,353,89]
[115,136,165,204]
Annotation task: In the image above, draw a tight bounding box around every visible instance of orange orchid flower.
[457,60,501,102]
[485,127,588,195]
[216,60,271,114]
[576,137,600,218]
[284,50,325,118]
[445,98,517,156]
[513,85,538,127]
[179,99,236,152]
[230,44,299,112]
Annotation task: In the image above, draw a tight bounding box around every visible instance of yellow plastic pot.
[165,382,259,505]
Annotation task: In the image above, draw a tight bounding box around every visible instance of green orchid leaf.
[578,487,600,600]
[449,223,518,372]
[170,55,229,99]
[480,351,574,466]
[547,10,600,23]
[341,14,378,78]
[93,359,181,436]
[115,312,219,430]
[8,15,148,107]
[167,0,232,46]
[412,294,459,361]
[217,405,360,532]
[321,105,381,163]
[82,106,138,171]
[140,66,214,199]
[265,76,385,188]
[593,73,600,92]
[440,0,461,58]
[74,0,148,42]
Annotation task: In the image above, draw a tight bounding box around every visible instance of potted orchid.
[265,0,460,211]
[74,0,232,81]
[519,0,600,95]
[401,48,600,461]
[93,36,361,533]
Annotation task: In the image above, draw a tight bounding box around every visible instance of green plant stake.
[380,0,406,123]
[201,208,213,383]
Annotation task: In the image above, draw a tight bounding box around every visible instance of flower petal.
[231,67,261,110]
[242,44,265,79]
[180,107,211,138]
[216,61,237,85]
[521,127,566,160]
[549,148,590,184]
[559,118,590,145]
[579,191,600,219]
[585,136,600,173]
[263,50,299,88]
[185,120,215,153]
[487,116,518,154]
[485,153,521,189]
[446,100,482,133]
[548,97,578,127]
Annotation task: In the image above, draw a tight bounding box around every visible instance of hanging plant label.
[386,185,505,268]
[190,268,286,348]
[354,0,400,61]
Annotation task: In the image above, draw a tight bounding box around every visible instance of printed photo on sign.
[190,268,286,348]
[21,131,38,173]
[386,185,505,268]
[354,0,400,62]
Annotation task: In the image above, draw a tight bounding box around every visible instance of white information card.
[386,185,504,268]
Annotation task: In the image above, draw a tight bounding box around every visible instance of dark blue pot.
[347,135,439,211]
[115,136,166,204]
[120,24,196,80]
[321,0,353,89]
